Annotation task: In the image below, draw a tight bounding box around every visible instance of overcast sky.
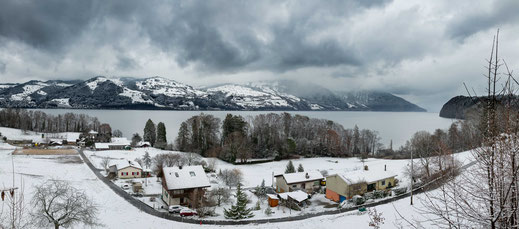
[1,0,519,111]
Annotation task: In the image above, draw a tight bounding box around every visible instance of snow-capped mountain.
[0,76,426,111]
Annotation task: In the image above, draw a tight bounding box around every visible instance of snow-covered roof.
[163,166,210,190]
[94,143,110,149]
[276,171,324,184]
[111,137,131,145]
[138,141,151,147]
[49,139,63,144]
[266,194,279,200]
[109,160,142,171]
[333,168,397,185]
[95,138,130,149]
[278,190,308,202]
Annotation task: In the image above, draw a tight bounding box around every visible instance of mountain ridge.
[0,76,426,112]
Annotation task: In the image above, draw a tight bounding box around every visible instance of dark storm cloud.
[0,0,390,72]
[0,0,97,53]
[0,61,5,74]
[446,0,519,40]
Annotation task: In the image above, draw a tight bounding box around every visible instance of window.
[132,172,134,175]
[126,172,128,175]
[121,172,123,176]
[292,184,297,188]
[173,190,184,195]
[136,172,139,176]
[189,171,196,177]
[381,180,385,186]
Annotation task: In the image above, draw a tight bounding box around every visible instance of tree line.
[175,113,382,162]
[0,108,104,134]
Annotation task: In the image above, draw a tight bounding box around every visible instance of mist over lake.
[33,109,454,148]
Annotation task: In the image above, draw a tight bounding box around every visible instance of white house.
[275,171,324,193]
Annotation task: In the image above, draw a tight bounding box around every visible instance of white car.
[121,184,130,190]
[168,205,183,214]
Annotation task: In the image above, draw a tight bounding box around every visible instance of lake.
[34,109,455,148]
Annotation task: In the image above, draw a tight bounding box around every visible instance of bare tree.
[31,180,99,229]
[112,129,123,138]
[219,169,243,189]
[416,30,519,229]
[0,184,30,229]
[100,157,111,173]
[208,187,231,206]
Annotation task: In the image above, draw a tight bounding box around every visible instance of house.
[325,166,397,203]
[109,160,143,179]
[278,190,310,207]
[87,130,98,140]
[94,137,131,150]
[275,171,324,193]
[161,165,211,208]
[137,141,151,148]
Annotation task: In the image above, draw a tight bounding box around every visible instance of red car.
[179,208,198,217]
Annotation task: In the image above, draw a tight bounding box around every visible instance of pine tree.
[176,122,190,151]
[156,122,167,149]
[224,184,254,219]
[285,161,295,173]
[142,152,151,169]
[143,119,156,147]
[297,163,304,172]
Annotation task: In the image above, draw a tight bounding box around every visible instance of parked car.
[131,192,143,197]
[149,197,156,202]
[168,205,183,214]
[179,208,197,217]
[121,184,130,190]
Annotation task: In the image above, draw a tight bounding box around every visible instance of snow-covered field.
[86,147,474,189]
[1,137,475,228]
[0,127,80,144]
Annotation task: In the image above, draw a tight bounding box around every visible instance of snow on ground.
[0,144,477,228]
[86,77,109,91]
[0,127,80,143]
[50,98,71,107]
[136,77,206,98]
[119,87,153,104]
[85,147,473,189]
[206,85,292,109]
[10,82,48,101]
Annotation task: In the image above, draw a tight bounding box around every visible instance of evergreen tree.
[297,163,304,172]
[285,161,295,173]
[222,114,247,143]
[255,179,267,199]
[143,119,156,147]
[224,184,254,219]
[156,122,167,149]
[142,152,151,169]
[176,122,190,151]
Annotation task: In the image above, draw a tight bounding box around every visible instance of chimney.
[305,173,309,179]
[364,165,369,171]
[384,164,387,171]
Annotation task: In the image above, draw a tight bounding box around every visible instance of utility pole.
[410,149,414,205]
